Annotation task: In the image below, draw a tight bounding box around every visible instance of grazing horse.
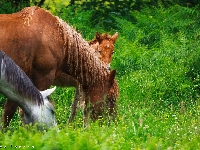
[0,50,56,128]
[53,32,118,123]
[57,32,119,123]
[0,6,118,127]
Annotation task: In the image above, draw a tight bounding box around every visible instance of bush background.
[0,0,200,149]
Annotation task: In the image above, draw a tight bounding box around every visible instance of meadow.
[0,3,200,149]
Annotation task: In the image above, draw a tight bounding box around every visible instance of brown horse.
[0,6,118,127]
[53,32,119,123]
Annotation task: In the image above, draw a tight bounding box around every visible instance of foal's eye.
[99,50,102,54]
[112,51,114,54]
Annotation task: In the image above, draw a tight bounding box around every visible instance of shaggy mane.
[57,18,110,88]
[0,50,43,105]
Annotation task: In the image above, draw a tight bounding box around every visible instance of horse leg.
[68,86,80,123]
[106,96,117,123]
[83,96,90,128]
[68,83,86,123]
[3,100,18,128]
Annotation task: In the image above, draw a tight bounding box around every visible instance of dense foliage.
[0,1,200,149]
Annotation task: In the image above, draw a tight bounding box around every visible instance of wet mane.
[57,18,110,88]
[0,51,43,105]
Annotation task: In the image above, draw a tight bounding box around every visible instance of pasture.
[0,4,200,149]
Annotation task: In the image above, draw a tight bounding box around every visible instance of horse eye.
[112,51,114,54]
[99,50,102,54]
[51,108,55,115]
[49,107,55,115]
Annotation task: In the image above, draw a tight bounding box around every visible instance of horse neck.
[0,83,37,114]
[0,51,43,112]
[59,19,110,89]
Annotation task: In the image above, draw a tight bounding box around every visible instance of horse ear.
[40,86,56,98]
[111,32,118,43]
[95,32,101,41]
[108,69,116,85]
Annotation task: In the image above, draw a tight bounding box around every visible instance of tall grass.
[0,4,200,149]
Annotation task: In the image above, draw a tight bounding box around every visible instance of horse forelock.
[0,51,43,105]
[56,18,110,89]
[101,33,113,40]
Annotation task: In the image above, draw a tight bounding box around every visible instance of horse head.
[85,69,117,121]
[89,32,118,69]
[22,87,57,128]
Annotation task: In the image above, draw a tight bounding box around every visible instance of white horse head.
[23,87,57,128]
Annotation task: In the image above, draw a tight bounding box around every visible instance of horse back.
[0,7,65,87]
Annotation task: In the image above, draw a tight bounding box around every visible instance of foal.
[89,32,118,68]
[0,50,56,128]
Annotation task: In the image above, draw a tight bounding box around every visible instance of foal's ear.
[95,32,101,41]
[40,86,56,98]
[108,69,116,84]
[111,32,118,43]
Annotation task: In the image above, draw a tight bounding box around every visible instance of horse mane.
[57,18,110,88]
[0,50,43,105]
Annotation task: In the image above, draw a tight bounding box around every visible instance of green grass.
[0,4,200,149]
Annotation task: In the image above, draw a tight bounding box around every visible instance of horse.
[52,32,118,123]
[65,32,119,123]
[0,6,118,127]
[0,50,56,128]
